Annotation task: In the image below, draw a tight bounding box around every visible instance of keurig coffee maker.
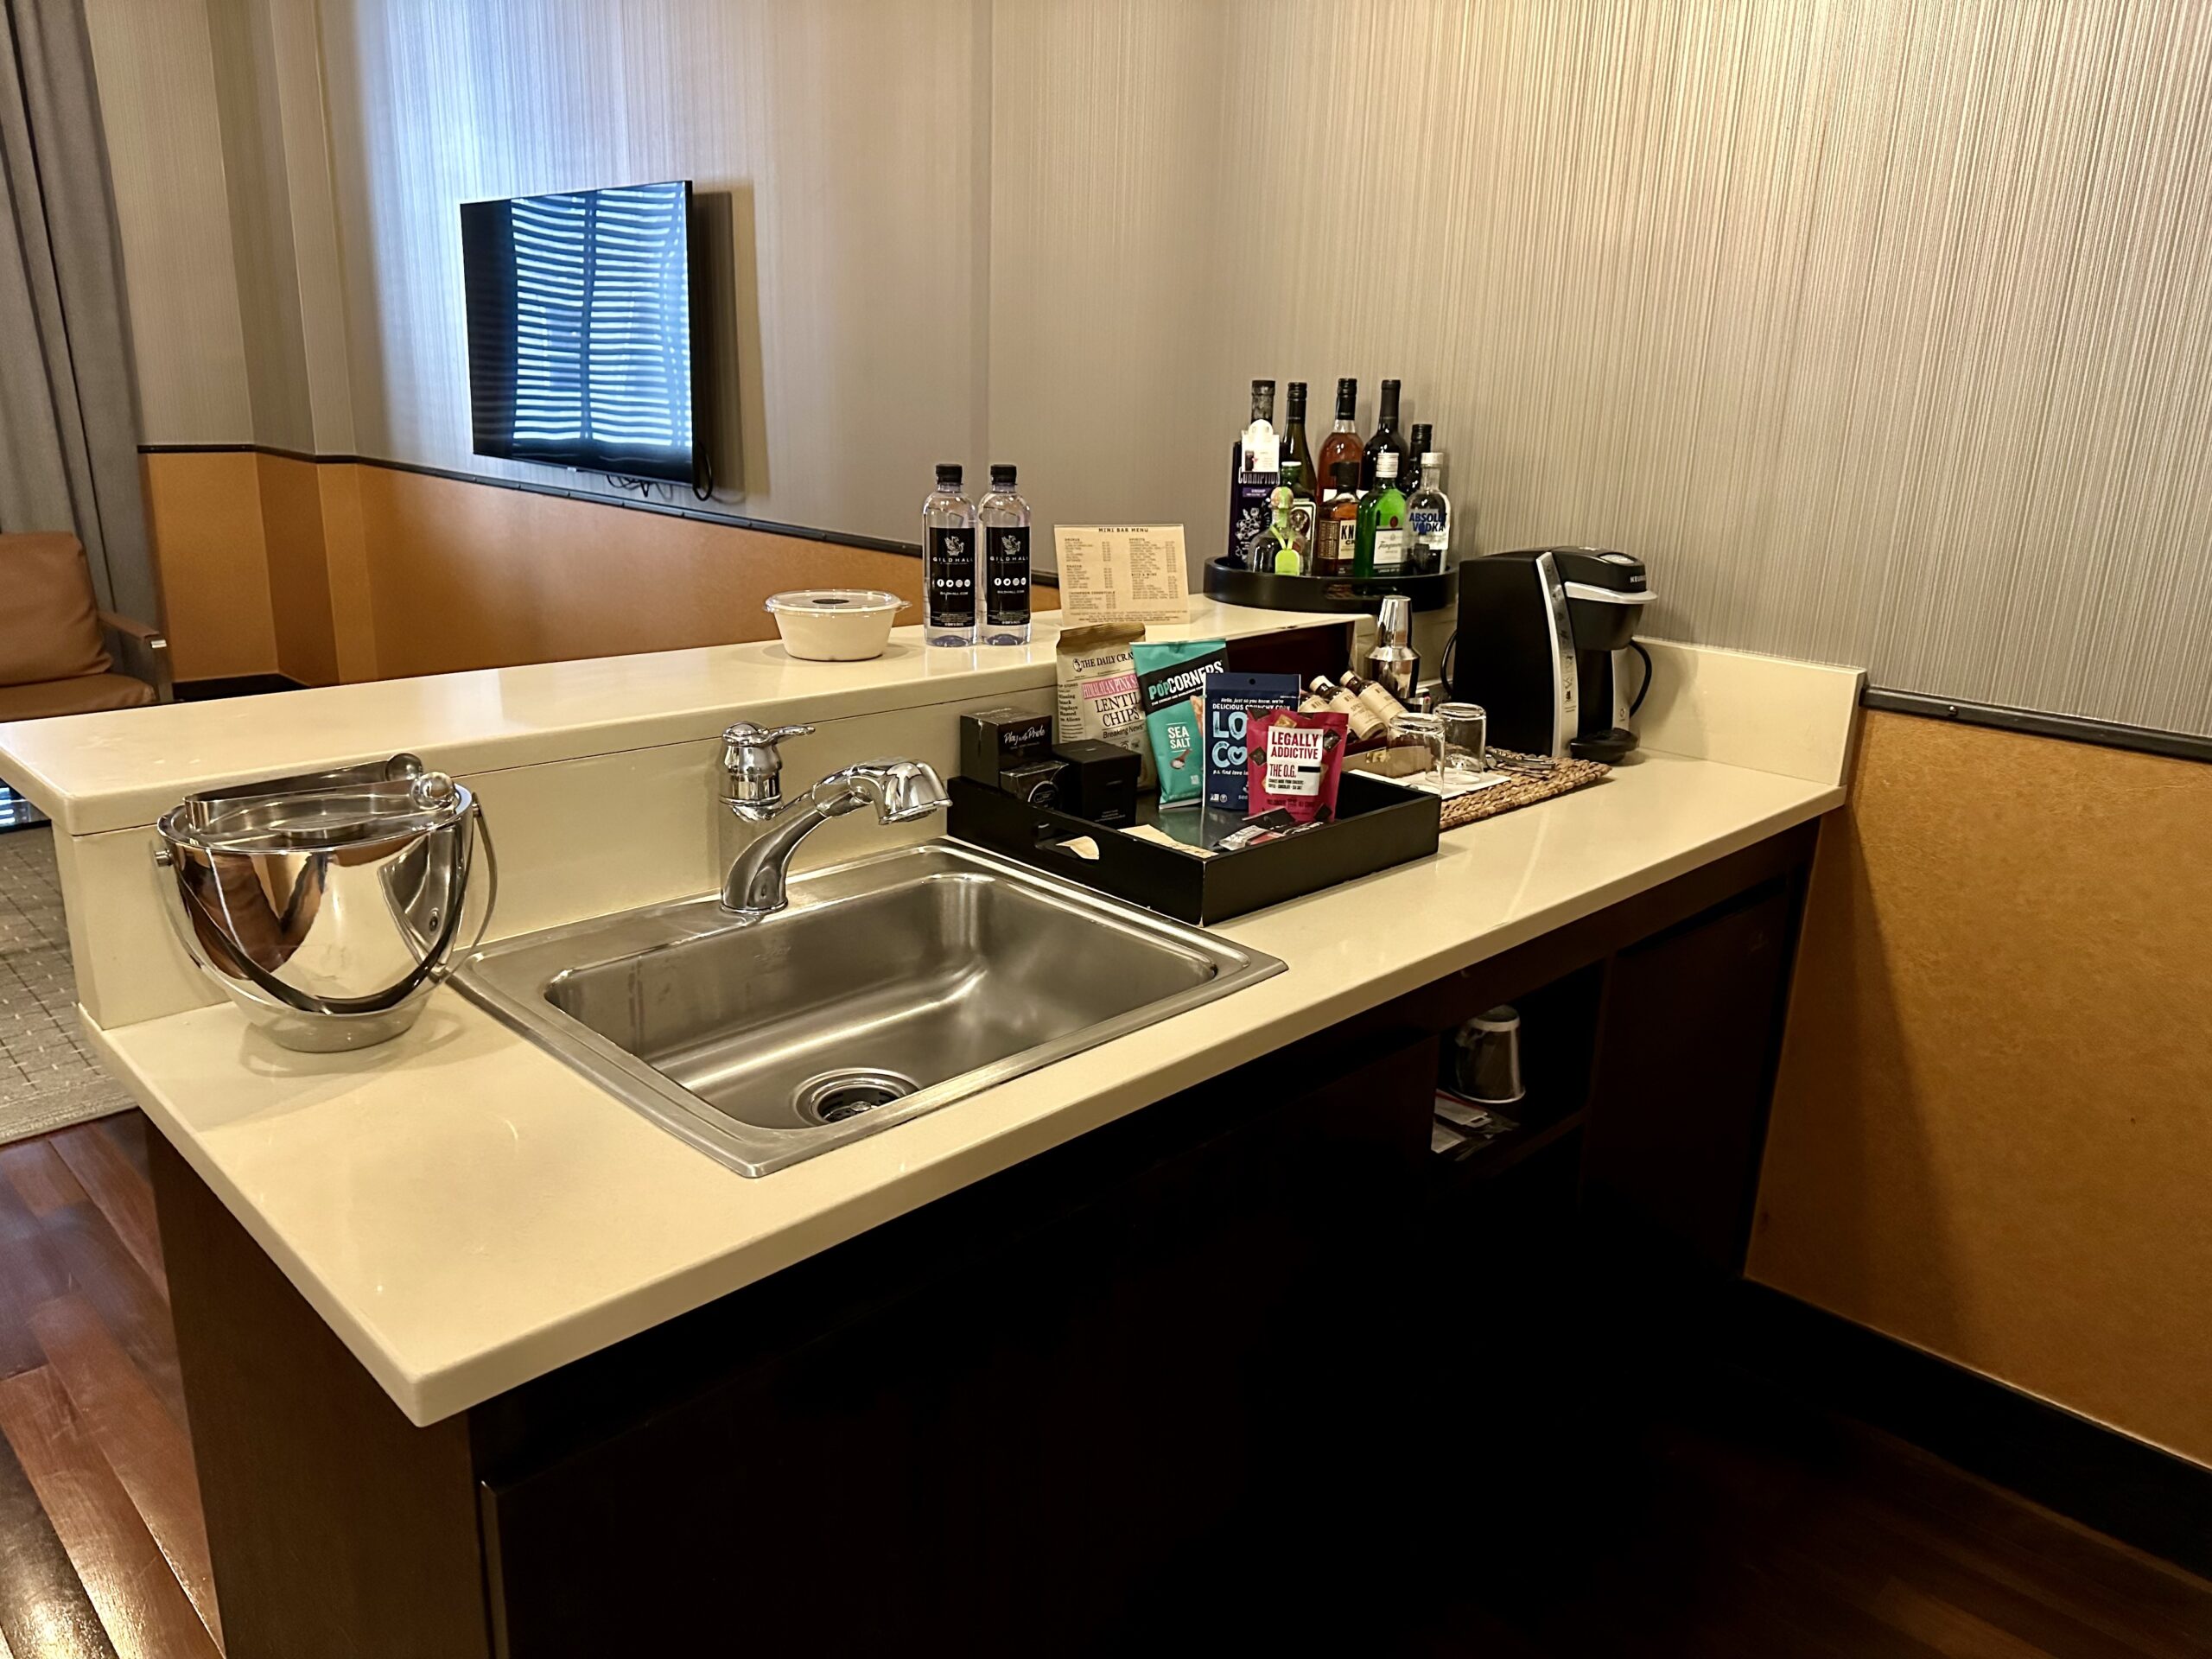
[1450,548,1654,760]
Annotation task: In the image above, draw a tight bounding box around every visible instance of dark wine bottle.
[1361,378,1410,489]
[1280,382,1316,514]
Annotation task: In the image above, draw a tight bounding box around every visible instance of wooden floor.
[1403,1370,2212,1659]
[0,1111,2206,1657]
[0,1112,220,1659]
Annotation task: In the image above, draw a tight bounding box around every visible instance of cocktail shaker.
[1363,594,1421,702]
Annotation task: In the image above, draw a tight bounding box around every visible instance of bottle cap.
[988,463,1016,488]
[1334,377,1357,416]
[1410,423,1433,452]
[1376,450,1400,478]
[1252,378,1275,396]
[1381,378,1402,394]
[935,462,963,487]
[1421,451,1442,467]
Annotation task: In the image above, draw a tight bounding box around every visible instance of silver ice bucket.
[155,754,497,1051]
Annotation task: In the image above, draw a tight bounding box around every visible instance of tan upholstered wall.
[1751,712,2212,1466]
[257,454,340,686]
[351,467,936,680]
[137,453,1055,683]
[139,453,276,681]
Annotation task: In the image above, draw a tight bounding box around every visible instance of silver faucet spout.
[720,755,949,918]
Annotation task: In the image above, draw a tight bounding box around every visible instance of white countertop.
[88,748,1844,1425]
[0,602,1332,836]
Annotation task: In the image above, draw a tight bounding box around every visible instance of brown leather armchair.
[0,532,169,718]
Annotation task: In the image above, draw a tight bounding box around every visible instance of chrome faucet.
[717,721,950,919]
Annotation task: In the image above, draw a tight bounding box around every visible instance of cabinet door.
[1581,881,1798,1273]
[480,1039,1435,1658]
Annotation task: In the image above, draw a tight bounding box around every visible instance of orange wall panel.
[315,463,378,683]
[140,452,277,681]
[140,454,1058,684]
[1751,712,2212,1466]
[354,467,929,679]
[255,454,340,686]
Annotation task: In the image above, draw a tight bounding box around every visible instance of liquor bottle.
[1408,448,1452,575]
[1280,382,1316,508]
[1279,457,1316,575]
[976,463,1033,645]
[1315,378,1363,505]
[922,462,977,647]
[1407,423,1433,493]
[1355,450,1408,576]
[1316,459,1361,576]
[1362,378,1409,488]
[1224,379,1279,568]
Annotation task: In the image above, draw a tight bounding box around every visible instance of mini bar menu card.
[1052,524,1191,626]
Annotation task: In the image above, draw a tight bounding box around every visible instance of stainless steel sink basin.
[454,841,1283,1175]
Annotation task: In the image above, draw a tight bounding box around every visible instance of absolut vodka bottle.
[922,462,977,647]
[976,463,1033,646]
[1408,450,1452,574]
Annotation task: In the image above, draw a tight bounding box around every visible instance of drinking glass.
[1436,702,1489,778]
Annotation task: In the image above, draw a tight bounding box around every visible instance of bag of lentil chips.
[1053,623,1147,778]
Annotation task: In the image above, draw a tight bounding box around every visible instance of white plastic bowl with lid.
[763,589,910,661]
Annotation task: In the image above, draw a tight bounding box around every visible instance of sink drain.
[797,1068,918,1125]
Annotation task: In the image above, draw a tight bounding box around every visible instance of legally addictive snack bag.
[1244,708,1350,825]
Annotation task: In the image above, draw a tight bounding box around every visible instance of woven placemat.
[1438,749,1611,830]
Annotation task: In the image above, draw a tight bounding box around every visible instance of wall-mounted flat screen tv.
[461,178,703,486]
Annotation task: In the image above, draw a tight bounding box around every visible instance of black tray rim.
[1202,557,1459,614]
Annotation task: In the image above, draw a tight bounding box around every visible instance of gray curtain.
[0,0,156,623]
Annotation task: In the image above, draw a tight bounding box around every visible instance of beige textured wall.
[315,0,988,537]
[990,0,2212,738]
[91,0,2212,735]
[83,0,253,443]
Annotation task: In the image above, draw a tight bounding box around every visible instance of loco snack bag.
[1245,708,1350,824]
[1201,671,1301,815]
[1132,638,1227,805]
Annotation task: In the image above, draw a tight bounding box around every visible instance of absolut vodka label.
[926,527,976,626]
[986,525,1030,625]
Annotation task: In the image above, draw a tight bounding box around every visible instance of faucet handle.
[721,721,813,752]
[721,721,816,816]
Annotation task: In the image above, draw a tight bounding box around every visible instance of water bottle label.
[926,527,976,626]
[986,525,1030,626]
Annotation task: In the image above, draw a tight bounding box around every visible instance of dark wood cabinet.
[478,1038,1437,1656]
[150,823,1821,1658]
[1582,880,1800,1271]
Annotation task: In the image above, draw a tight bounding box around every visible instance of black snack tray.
[948,771,1440,925]
[1202,557,1459,614]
